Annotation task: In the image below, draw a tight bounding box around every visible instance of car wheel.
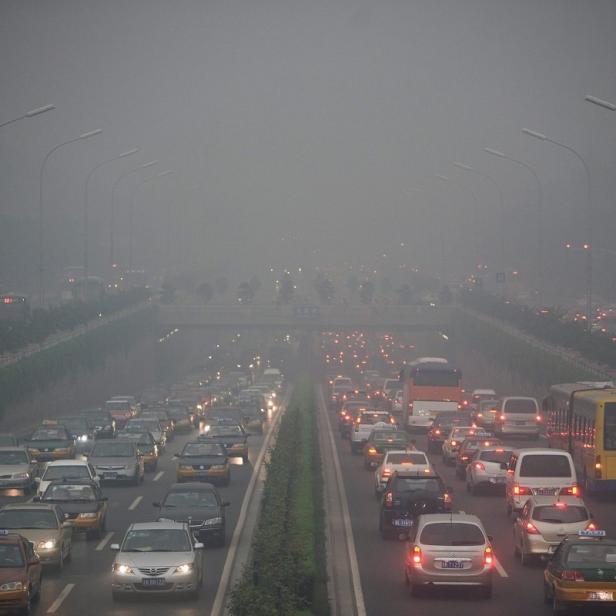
[56,547,64,571]
[64,543,71,563]
[20,588,32,615]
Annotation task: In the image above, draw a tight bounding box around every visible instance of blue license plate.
[103,472,117,479]
[392,519,412,527]
[441,560,464,569]
[142,578,166,586]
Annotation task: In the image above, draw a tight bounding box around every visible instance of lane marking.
[47,583,75,614]
[95,531,114,551]
[210,388,292,616]
[153,471,164,482]
[128,496,143,511]
[318,386,367,616]
[494,557,509,578]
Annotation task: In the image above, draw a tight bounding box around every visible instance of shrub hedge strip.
[229,378,329,616]
[0,305,155,419]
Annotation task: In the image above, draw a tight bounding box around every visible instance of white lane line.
[318,386,367,616]
[47,583,75,614]
[128,496,143,511]
[153,470,164,482]
[95,531,114,551]
[494,557,508,578]
[210,387,292,616]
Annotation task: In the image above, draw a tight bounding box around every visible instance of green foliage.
[0,306,155,419]
[229,378,329,616]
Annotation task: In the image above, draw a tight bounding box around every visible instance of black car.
[198,424,249,463]
[57,416,95,455]
[80,408,116,439]
[35,478,108,539]
[154,482,229,547]
[426,411,474,453]
[238,404,266,433]
[379,471,452,539]
[205,407,246,428]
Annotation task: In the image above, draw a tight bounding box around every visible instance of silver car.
[465,447,512,494]
[0,447,37,493]
[513,496,594,565]
[88,440,144,485]
[111,521,203,599]
[404,513,494,598]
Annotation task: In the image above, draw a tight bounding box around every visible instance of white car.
[36,459,99,496]
[350,412,395,454]
[374,450,431,496]
[465,447,513,494]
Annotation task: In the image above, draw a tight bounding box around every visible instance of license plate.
[588,592,613,601]
[103,472,117,479]
[142,578,166,587]
[392,518,412,527]
[441,560,464,569]
[515,421,526,426]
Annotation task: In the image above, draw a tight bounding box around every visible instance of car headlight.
[210,464,226,470]
[173,563,193,574]
[197,404,203,411]
[79,434,88,442]
[113,563,133,575]
[37,539,56,550]
[11,472,29,480]
[77,512,98,519]
[0,581,23,591]
[203,517,223,526]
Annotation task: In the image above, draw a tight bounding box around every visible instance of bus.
[543,382,616,494]
[401,357,463,431]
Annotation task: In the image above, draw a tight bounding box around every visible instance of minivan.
[505,449,578,515]
[494,396,541,437]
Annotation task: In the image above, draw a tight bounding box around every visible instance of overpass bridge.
[156,303,453,331]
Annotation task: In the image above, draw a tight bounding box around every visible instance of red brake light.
[451,440,457,447]
[434,429,441,435]
[381,468,392,478]
[500,414,506,421]
[525,522,540,535]
[585,522,597,531]
[561,570,585,582]
[560,485,581,497]
[410,545,422,565]
[484,546,494,566]
[474,462,485,471]
[384,491,393,508]
[535,415,542,422]
[368,447,377,455]
[513,484,531,496]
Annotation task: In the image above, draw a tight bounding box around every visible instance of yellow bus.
[543,382,616,495]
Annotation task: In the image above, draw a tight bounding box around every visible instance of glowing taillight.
[560,485,581,497]
[513,484,531,496]
[561,570,585,582]
[474,462,485,471]
[434,429,441,435]
[585,522,597,531]
[525,522,540,535]
[410,545,422,565]
[368,447,377,455]
[535,415,542,422]
[381,468,392,478]
[484,546,494,566]
[443,491,452,506]
[451,440,457,448]
[500,414,506,421]
[384,491,393,508]
[595,456,602,479]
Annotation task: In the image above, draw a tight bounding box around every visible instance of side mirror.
[222,501,230,507]
[152,502,161,508]
[110,543,120,551]
[194,542,204,550]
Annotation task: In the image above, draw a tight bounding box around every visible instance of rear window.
[420,523,485,546]
[565,544,616,566]
[532,505,588,524]
[413,370,460,388]
[396,477,442,493]
[359,413,390,425]
[479,450,512,463]
[387,453,428,465]
[504,399,538,413]
[519,454,572,478]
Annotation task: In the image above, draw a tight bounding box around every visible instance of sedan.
[88,440,144,485]
[466,447,512,494]
[0,447,37,493]
[374,450,431,496]
[111,522,203,600]
[175,442,230,485]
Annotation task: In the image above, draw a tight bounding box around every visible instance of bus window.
[412,370,459,387]
[604,403,616,451]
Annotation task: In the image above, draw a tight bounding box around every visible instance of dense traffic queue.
[0,363,284,611]
[322,330,616,614]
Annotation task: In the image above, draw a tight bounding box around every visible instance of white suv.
[350,411,395,454]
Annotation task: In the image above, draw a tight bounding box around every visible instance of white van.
[494,396,541,437]
[505,449,579,514]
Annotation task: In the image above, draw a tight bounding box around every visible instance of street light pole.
[453,161,506,289]
[0,104,55,129]
[522,128,593,330]
[109,160,158,273]
[38,128,102,305]
[82,148,139,297]
[483,147,543,303]
[585,95,616,112]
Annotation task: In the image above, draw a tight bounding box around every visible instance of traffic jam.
[0,337,285,615]
[321,330,616,615]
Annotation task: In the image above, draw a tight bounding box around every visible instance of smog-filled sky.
[1,0,616,299]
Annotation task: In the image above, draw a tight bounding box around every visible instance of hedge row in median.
[229,377,329,616]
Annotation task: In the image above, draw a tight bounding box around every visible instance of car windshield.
[0,544,24,567]
[386,453,427,465]
[91,443,134,458]
[504,399,537,413]
[122,529,191,552]
[420,523,485,546]
[58,418,88,433]
[168,409,190,420]
[479,450,512,463]
[30,428,68,441]
[566,544,616,566]
[0,510,57,530]
[105,401,130,411]
[163,490,219,508]
[182,443,225,457]
[43,465,89,480]
[532,505,588,523]
[44,484,96,501]
[519,455,572,478]
[396,478,441,493]
[0,451,28,465]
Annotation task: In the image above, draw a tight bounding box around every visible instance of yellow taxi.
[116,431,159,472]
[544,530,616,613]
[25,424,76,462]
[200,424,249,463]
[0,530,42,613]
[175,442,231,486]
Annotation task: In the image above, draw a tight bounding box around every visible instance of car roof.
[46,478,98,487]
[394,470,439,479]
[528,495,587,507]
[46,460,88,466]
[417,513,485,525]
[0,446,27,452]
[129,521,187,531]
[168,482,217,492]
